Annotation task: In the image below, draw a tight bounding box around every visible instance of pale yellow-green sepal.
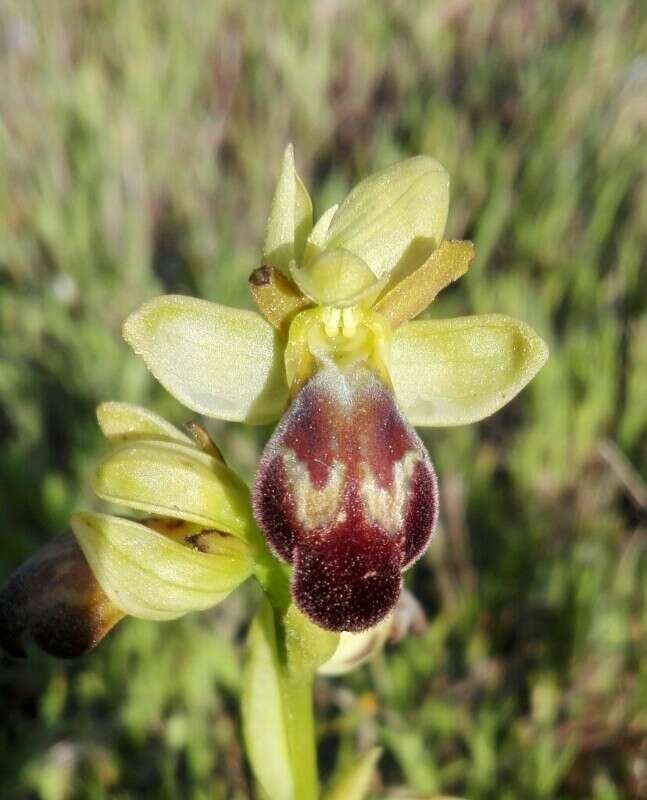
[390,314,549,426]
[71,513,252,621]
[92,440,254,538]
[123,295,289,424]
[96,401,193,445]
[324,156,449,282]
[322,748,382,800]
[263,143,313,271]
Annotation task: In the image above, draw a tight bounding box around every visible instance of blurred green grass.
[0,1,646,798]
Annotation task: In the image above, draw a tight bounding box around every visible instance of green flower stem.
[248,524,292,612]
[281,670,319,800]
[242,524,337,800]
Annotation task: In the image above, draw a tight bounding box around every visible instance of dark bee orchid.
[1,147,547,657]
[120,146,547,632]
[0,147,549,800]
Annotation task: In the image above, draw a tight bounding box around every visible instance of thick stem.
[249,530,292,613]
[282,671,319,800]
[243,525,336,799]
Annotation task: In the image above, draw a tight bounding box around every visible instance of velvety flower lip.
[252,363,438,631]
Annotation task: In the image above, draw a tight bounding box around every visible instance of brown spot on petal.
[0,533,123,659]
[253,364,438,631]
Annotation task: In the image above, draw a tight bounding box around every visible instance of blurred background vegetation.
[0,0,646,798]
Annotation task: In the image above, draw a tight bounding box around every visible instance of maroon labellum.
[252,364,438,631]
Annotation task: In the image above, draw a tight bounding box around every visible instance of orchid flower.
[0,147,548,800]
[122,145,547,632]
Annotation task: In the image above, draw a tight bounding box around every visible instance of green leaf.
[242,597,297,800]
[263,143,313,270]
[324,156,449,283]
[390,314,549,426]
[123,295,289,424]
[242,599,337,800]
[96,401,193,445]
[71,513,252,620]
[92,439,254,539]
[323,748,382,800]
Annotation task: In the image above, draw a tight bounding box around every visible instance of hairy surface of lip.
[253,364,438,631]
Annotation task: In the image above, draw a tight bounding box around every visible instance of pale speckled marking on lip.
[358,450,421,535]
[282,449,346,531]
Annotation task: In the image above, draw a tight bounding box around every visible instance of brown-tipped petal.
[248,264,312,335]
[253,364,438,632]
[0,533,124,659]
[374,240,474,329]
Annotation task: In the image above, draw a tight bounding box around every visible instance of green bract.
[318,614,392,676]
[71,513,251,621]
[71,403,257,622]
